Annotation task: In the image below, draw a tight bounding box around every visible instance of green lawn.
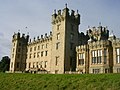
[0,73,120,90]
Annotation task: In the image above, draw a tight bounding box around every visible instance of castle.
[9,5,120,74]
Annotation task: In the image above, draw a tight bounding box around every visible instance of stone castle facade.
[9,5,120,74]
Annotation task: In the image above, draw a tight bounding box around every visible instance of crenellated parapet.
[87,26,109,41]
[12,32,29,43]
[88,40,111,49]
[28,31,52,45]
[112,38,120,46]
[52,4,80,25]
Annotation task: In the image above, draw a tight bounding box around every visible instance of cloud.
[0,33,11,60]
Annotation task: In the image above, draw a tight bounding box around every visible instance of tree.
[0,56,10,72]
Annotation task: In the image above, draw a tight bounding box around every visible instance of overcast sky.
[0,0,120,60]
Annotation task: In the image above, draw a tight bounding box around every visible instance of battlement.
[52,4,80,25]
[12,32,29,42]
[28,31,52,45]
[89,40,111,49]
[112,38,120,46]
[87,26,109,41]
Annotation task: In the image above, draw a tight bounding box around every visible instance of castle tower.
[51,4,80,73]
[9,32,29,72]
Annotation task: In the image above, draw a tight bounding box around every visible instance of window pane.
[117,48,120,55]
[104,49,107,56]
[95,51,97,57]
[92,51,94,57]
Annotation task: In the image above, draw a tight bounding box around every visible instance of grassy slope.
[0,73,120,90]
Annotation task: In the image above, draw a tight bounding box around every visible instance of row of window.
[78,48,120,65]
[57,24,75,31]
[91,49,107,64]
[13,42,22,47]
[30,44,49,52]
[92,68,109,74]
[28,61,48,68]
[116,48,120,64]
[29,51,48,59]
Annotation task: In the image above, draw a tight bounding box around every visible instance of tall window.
[29,62,31,68]
[45,51,48,56]
[55,56,59,66]
[116,48,120,64]
[37,52,40,58]
[46,43,48,48]
[57,33,60,40]
[92,51,96,64]
[34,53,36,58]
[42,44,44,49]
[117,68,120,73]
[12,54,14,58]
[34,46,36,51]
[41,51,44,57]
[33,62,35,68]
[97,50,102,63]
[29,54,32,59]
[38,46,40,50]
[57,24,60,30]
[56,42,60,50]
[104,49,107,64]
[45,61,47,68]
[92,50,102,64]
[93,69,100,74]
[40,61,43,68]
[78,53,84,65]
[30,47,32,52]
[36,62,38,68]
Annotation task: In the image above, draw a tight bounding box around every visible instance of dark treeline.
[0,56,10,72]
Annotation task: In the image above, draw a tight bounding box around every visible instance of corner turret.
[10,32,29,72]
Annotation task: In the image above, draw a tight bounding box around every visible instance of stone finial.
[99,22,101,26]
[22,34,25,37]
[30,39,31,42]
[45,33,47,37]
[58,10,61,15]
[77,10,78,14]
[37,36,39,39]
[34,37,35,41]
[54,9,56,14]
[71,10,75,16]
[50,31,52,35]
[65,3,67,8]
[41,35,43,38]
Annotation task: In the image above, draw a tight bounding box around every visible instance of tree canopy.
[0,56,10,72]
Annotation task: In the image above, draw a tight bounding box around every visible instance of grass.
[0,73,120,90]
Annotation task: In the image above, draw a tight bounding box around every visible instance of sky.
[0,0,120,60]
